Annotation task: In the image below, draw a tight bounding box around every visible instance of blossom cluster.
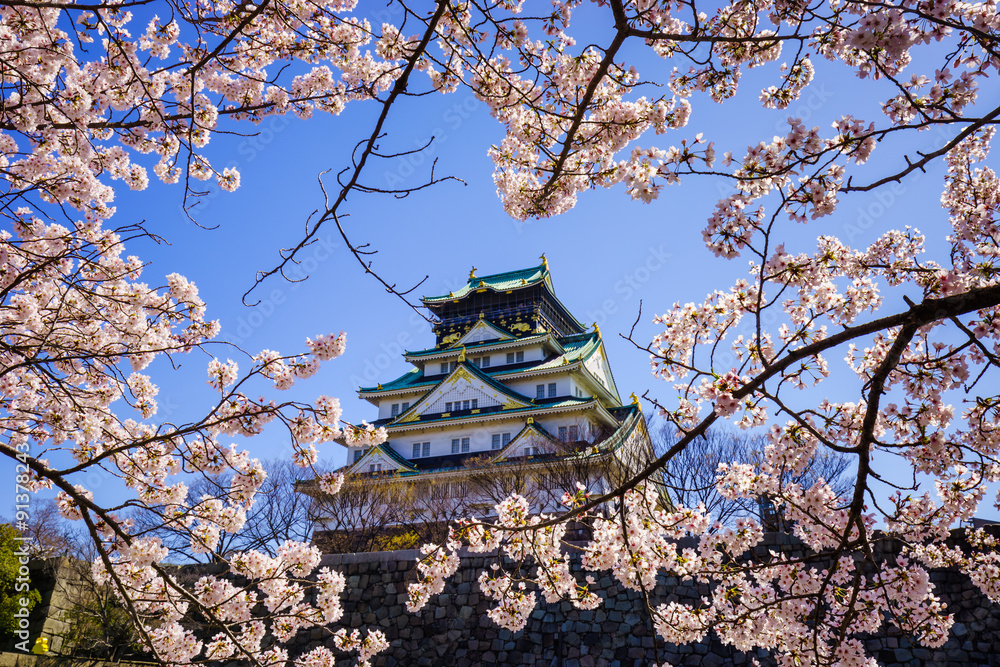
[0,204,382,664]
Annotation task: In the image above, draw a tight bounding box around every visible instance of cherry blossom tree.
[2,0,1000,665]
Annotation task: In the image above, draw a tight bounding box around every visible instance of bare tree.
[60,541,151,662]
[130,459,317,563]
[307,474,422,554]
[6,499,83,558]
[652,421,853,528]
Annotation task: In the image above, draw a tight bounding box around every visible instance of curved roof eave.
[422,264,550,304]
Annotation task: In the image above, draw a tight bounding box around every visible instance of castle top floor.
[421,259,585,347]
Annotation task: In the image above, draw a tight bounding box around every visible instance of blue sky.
[116,51,960,473]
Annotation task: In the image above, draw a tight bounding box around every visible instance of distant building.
[303,260,653,550]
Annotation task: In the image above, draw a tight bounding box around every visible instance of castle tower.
[306,261,653,548]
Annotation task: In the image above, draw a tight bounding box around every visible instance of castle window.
[471,357,480,368]
[536,384,545,399]
[471,399,478,409]
[445,402,452,412]
[507,352,514,364]
[462,400,470,410]
[450,361,458,371]
[461,437,470,453]
[401,402,410,411]
[412,443,421,457]
[353,449,364,462]
[548,383,557,398]
[412,442,430,458]
[451,438,460,454]
[391,403,399,417]
[524,446,539,457]
[440,363,448,374]
[493,432,511,449]
[517,351,524,363]
[423,442,430,457]
[569,425,579,441]
[481,356,490,368]
[370,463,382,473]
[558,426,568,442]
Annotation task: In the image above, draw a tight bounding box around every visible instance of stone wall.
[4,558,86,655]
[299,539,1000,667]
[11,535,1000,666]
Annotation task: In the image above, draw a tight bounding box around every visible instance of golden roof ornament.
[630,392,639,405]
[593,322,601,336]
[469,266,477,280]
[457,346,466,362]
[539,253,548,268]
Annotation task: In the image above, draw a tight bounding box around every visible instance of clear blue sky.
[116,52,960,473]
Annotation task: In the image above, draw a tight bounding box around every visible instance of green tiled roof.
[459,361,536,404]
[423,263,550,303]
[382,361,532,424]
[529,332,600,369]
[600,405,643,453]
[374,442,418,471]
[359,368,431,394]
[349,442,418,473]
[388,396,594,428]
[360,332,603,395]
[387,360,536,424]
[404,333,549,358]
[371,402,642,478]
[520,420,562,446]
[403,330,597,361]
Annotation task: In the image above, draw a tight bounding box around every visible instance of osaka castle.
[306,259,654,548]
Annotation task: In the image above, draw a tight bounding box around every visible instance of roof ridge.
[472,263,545,282]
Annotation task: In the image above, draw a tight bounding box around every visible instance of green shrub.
[0,524,41,639]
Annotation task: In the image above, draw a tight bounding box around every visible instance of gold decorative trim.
[449,366,474,383]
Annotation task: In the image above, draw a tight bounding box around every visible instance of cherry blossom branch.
[843,104,1000,192]
[245,1,451,317]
